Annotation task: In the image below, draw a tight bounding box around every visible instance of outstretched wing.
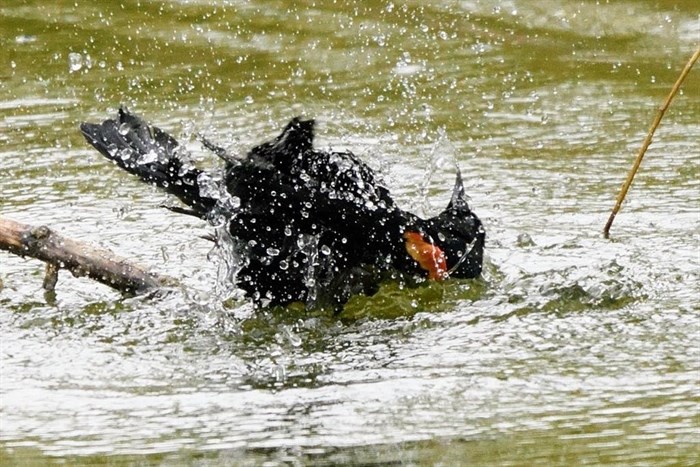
[81,107,217,216]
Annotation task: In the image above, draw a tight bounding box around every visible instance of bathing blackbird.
[81,107,485,309]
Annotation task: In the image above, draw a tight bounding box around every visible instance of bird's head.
[403,170,485,281]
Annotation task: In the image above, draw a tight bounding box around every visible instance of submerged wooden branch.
[0,216,176,293]
[603,47,700,238]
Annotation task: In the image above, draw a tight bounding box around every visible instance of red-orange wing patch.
[403,231,448,280]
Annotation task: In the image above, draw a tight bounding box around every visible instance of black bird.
[80,107,485,309]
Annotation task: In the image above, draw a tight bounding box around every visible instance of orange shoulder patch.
[403,231,448,280]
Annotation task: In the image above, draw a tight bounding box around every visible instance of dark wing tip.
[79,121,97,138]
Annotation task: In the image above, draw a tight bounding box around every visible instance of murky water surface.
[1,0,698,464]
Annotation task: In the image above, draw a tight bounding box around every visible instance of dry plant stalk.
[603,47,700,238]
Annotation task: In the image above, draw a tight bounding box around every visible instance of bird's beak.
[403,231,448,280]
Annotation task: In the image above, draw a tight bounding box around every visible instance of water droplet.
[266,247,280,256]
[137,150,158,165]
[244,95,254,104]
[284,226,292,236]
[279,260,289,270]
[68,52,82,72]
[118,122,130,135]
[196,172,220,198]
[106,143,119,157]
[117,148,133,161]
[320,245,331,255]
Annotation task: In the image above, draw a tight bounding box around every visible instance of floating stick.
[0,216,176,293]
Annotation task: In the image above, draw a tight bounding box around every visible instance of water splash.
[419,128,459,216]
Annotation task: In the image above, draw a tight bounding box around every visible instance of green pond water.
[1,0,698,464]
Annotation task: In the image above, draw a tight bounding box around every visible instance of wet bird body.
[81,108,485,309]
